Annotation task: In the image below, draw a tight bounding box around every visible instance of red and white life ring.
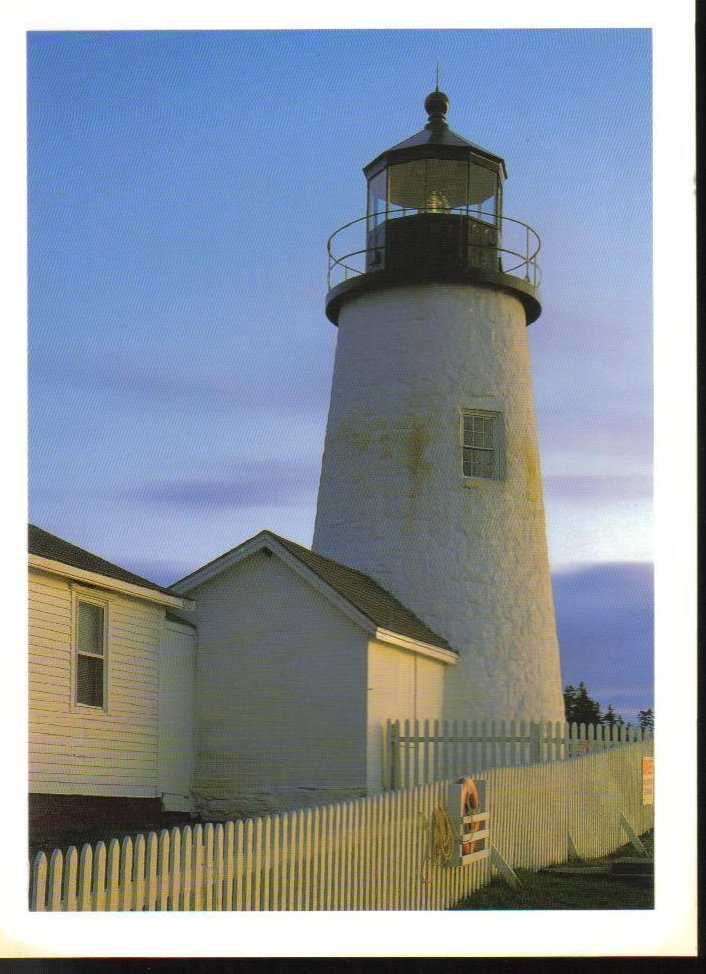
[458,776,481,855]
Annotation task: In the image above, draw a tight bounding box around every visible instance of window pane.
[388,160,426,212]
[463,411,500,480]
[467,162,498,210]
[77,654,104,707]
[78,602,104,656]
[426,159,469,210]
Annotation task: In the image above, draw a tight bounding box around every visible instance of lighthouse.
[313,89,564,725]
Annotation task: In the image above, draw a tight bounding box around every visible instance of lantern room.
[365,89,504,229]
[325,89,542,326]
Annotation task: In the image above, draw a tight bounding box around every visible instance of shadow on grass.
[453,832,654,911]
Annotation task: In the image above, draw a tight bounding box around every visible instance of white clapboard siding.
[30,737,652,912]
[385,718,653,788]
[29,568,166,795]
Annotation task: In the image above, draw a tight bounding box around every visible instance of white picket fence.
[30,785,492,912]
[29,735,653,912]
[384,719,653,789]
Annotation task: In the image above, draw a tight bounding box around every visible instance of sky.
[27,29,654,718]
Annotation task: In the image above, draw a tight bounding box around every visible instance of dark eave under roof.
[29,524,171,596]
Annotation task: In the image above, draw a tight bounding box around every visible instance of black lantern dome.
[325,90,541,325]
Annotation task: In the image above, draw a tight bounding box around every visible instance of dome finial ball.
[424,88,449,120]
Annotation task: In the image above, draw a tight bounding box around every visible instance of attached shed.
[171,530,456,819]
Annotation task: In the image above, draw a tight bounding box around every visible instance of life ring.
[458,776,481,855]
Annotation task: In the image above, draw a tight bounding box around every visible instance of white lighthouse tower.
[313,89,564,725]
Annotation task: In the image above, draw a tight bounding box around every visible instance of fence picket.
[252,817,263,911]
[309,805,321,911]
[328,804,339,911]
[191,824,204,911]
[31,852,48,912]
[325,804,335,910]
[278,813,290,911]
[63,846,78,912]
[203,823,214,911]
[106,838,121,911]
[233,820,245,912]
[180,827,193,912]
[284,812,297,911]
[293,811,304,911]
[412,719,420,787]
[270,816,281,911]
[261,817,271,911]
[48,848,64,911]
[92,842,107,911]
[119,838,134,912]
[168,828,181,911]
[420,720,431,782]
[223,821,235,911]
[78,845,93,912]
[243,820,254,911]
[145,833,159,911]
[403,718,411,789]
[133,835,146,911]
[214,823,225,911]
[155,831,169,911]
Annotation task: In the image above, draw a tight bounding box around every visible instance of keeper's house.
[29,525,197,833]
[28,525,456,830]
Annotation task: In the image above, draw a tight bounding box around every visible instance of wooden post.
[390,720,400,790]
[529,721,542,763]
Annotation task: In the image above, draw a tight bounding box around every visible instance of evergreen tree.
[563,682,603,724]
[603,703,618,726]
[637,708,654,730]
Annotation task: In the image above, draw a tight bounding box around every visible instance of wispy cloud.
[30,348,329,417]
[118,460,320,511]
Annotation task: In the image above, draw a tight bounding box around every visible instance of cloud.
[30,347,330,417]
[552,561,653,720]
[119,460,320,511]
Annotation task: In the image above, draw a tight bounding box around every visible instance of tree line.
[563,682,654,730]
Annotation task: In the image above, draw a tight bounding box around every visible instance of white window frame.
[461,408,505,482]
[72,590,109,711]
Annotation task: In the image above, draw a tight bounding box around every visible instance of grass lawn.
[453,833,653,910]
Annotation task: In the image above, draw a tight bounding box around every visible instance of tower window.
[462,410,502,480]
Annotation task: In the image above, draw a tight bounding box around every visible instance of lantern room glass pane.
[467,162,498,220]
[367,169,388,228]
[387,160,426,213]
[425,159,469,211]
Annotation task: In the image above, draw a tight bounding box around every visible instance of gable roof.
[171,530,454,655]
[28,524,173,596]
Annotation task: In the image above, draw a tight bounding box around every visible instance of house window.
[76,599,106,708]
[462,410,502,480]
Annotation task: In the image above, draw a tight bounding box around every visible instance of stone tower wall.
[313,283,564,724]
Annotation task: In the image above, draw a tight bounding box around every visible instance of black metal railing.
[327,208,541,291]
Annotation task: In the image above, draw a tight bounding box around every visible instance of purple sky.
[27,29,653,718]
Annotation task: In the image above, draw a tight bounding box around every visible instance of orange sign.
[642,755,654,805]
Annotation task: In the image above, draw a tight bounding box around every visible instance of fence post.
[390,720,400,790]
[529,721,542,763]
